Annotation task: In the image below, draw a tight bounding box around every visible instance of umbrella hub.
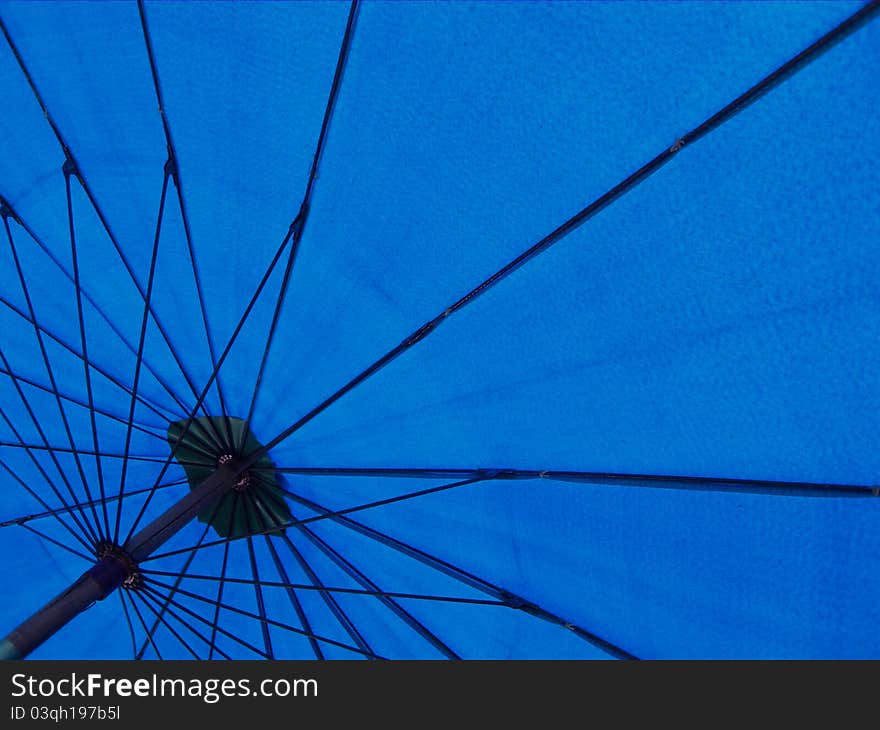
[95,541,142,590]
[167,416,293,538]
[217,453,253,492]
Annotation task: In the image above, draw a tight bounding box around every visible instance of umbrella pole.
[0,462,240,660]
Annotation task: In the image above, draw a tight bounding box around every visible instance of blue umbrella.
[0,0,878,660]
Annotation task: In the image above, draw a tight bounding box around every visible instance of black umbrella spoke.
[251,487,373,658]
[140,580,269,660]
[279,505,460,659]
[145,575,383,659]
[253,490,374,659]
[139,585,235,661]
[68,445,642,658]
[0,369,99,548]
[0,447,95,556]
[0,454,94,557]
[250,487,373,658]
[123,589,163,660]
[0,478,188,531]
[137,0,235,451]
[2,216,103,543]
[278,476,487,530]
[114,167,177,545]
[276,532,375,658]
[261,466,479,479]
[0,441,214,469]
[0,201,197,426]
[18,521,92,563]
[140,568,510,607]
[251,490,327,659]
[244,504,275,659]
[64,168,110,539]
[0,293,182,424]
[121,225,296,547]
[243,0,361,443]
[300,0,360,218]
[245,2,880,468]
[118,591,138,660]
[0,14,230,451]
[283,490,636,660]
[261,465,880,498]
[6,479,188,530]
[142,472,489,560]
[135,498,225,659]
[253,487,456,658]
[174,171,235,452]
[240,215,302,457]
[0,364,168,443]
[134,587,202,660]
[246,535,275,660]
[264,536,323,660]
[208,493,240,660]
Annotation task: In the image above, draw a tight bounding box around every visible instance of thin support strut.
[0,463,240,659]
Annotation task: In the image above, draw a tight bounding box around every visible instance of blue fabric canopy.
[0,0,878,659]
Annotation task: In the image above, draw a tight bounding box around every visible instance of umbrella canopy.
[0,0,878,659]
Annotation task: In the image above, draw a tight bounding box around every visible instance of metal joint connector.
[61,156,79,178]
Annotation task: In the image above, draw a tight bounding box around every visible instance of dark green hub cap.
[166,416,291,538]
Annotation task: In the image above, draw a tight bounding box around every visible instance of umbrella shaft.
[0,557,129,660]
[0,464,239,659]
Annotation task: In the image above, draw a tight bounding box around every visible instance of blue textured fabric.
[0,1,878,659]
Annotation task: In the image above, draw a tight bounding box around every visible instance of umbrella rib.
[253,487,458,659]
[250,487,371,659]
[278,489,637,660]
[143,473,490,560]
[0,202,220,433]
[300,0,361,215]
[0,202,198,427]
[135,498,224,659]
[136,0,235,450]
[244,505,275,659]
[0,478,188,531]
[140,581,270,659]
[120,225,296,547]
[0,15,230,449]
[114,169,174,545]
[2,216,103,543]
[0,442,216,468]
[258,466,880,498]
[18,521,93,563]
[123,24,402,535]
[140,568,509,606]
[0,362,100,549]
[0,450,96,555]
[64,170,110,539]
[208,492,240,660]
[118,591,139,660]
[0,364,167,442]
[140,586,235,661]
[275,503,461,660]
[273,526,376,659]
[123,588,164,660]
[134,587,203,660]
[244,1,880,467]
[280,477,487,527]
[242,0,361,442]
[145,575,383,659]
[0,292,183,424]
[264,536,324,660]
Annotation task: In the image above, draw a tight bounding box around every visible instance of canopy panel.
[0,1,877,659]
